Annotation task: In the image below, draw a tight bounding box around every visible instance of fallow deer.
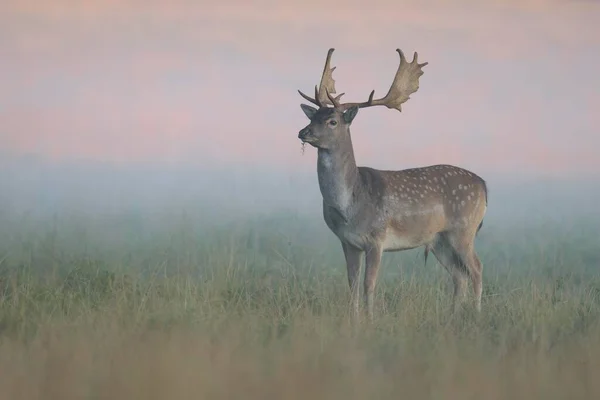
[297,48,488,321]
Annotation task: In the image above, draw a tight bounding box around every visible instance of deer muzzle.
[298,127,312,142]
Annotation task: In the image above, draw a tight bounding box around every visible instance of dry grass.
[0,214,599,399]
[0,268,599,399]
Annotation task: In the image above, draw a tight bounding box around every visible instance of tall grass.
[0,210,599,399]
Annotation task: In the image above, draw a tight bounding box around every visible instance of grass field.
[0,208,599,399]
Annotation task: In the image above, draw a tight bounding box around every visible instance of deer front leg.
[364,245,383,322]
[342,242,362,322]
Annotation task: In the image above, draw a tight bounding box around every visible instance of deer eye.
[328,120,338,126]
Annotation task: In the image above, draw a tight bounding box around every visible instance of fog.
[0,152,597,281]
[1,154,598,228]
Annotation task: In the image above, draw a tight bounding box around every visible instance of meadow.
[0,201,599,400]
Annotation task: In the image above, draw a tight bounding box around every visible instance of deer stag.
[297,48,488,321]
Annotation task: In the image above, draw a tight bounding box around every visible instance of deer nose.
[298,127,311,139]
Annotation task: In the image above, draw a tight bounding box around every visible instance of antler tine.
[298,48,340,108]
[297,85,322,107]
[316,48,338,107]
[337,48,428,112]
[325,89,345,109]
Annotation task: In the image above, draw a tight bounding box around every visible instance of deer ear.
[300,104,318,120]
[343,106,359,124]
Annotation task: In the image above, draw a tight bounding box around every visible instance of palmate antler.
[297,48,343,108]
[298,48,428,112]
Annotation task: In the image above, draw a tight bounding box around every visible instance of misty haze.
[1,0,600,398]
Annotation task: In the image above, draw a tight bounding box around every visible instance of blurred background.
[0,0,599,270]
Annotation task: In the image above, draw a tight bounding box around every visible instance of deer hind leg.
[342,242,363,322]
[431,234,469,314]
[450,234,483,313]
[465,249,483,312]
[364,245,383,323]
[435,232,483,313]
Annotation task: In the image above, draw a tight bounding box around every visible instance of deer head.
[298,48,428,149]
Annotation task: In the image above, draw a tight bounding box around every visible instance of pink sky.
[1,0,599,177]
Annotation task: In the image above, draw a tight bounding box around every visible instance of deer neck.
[316,135,360,217]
